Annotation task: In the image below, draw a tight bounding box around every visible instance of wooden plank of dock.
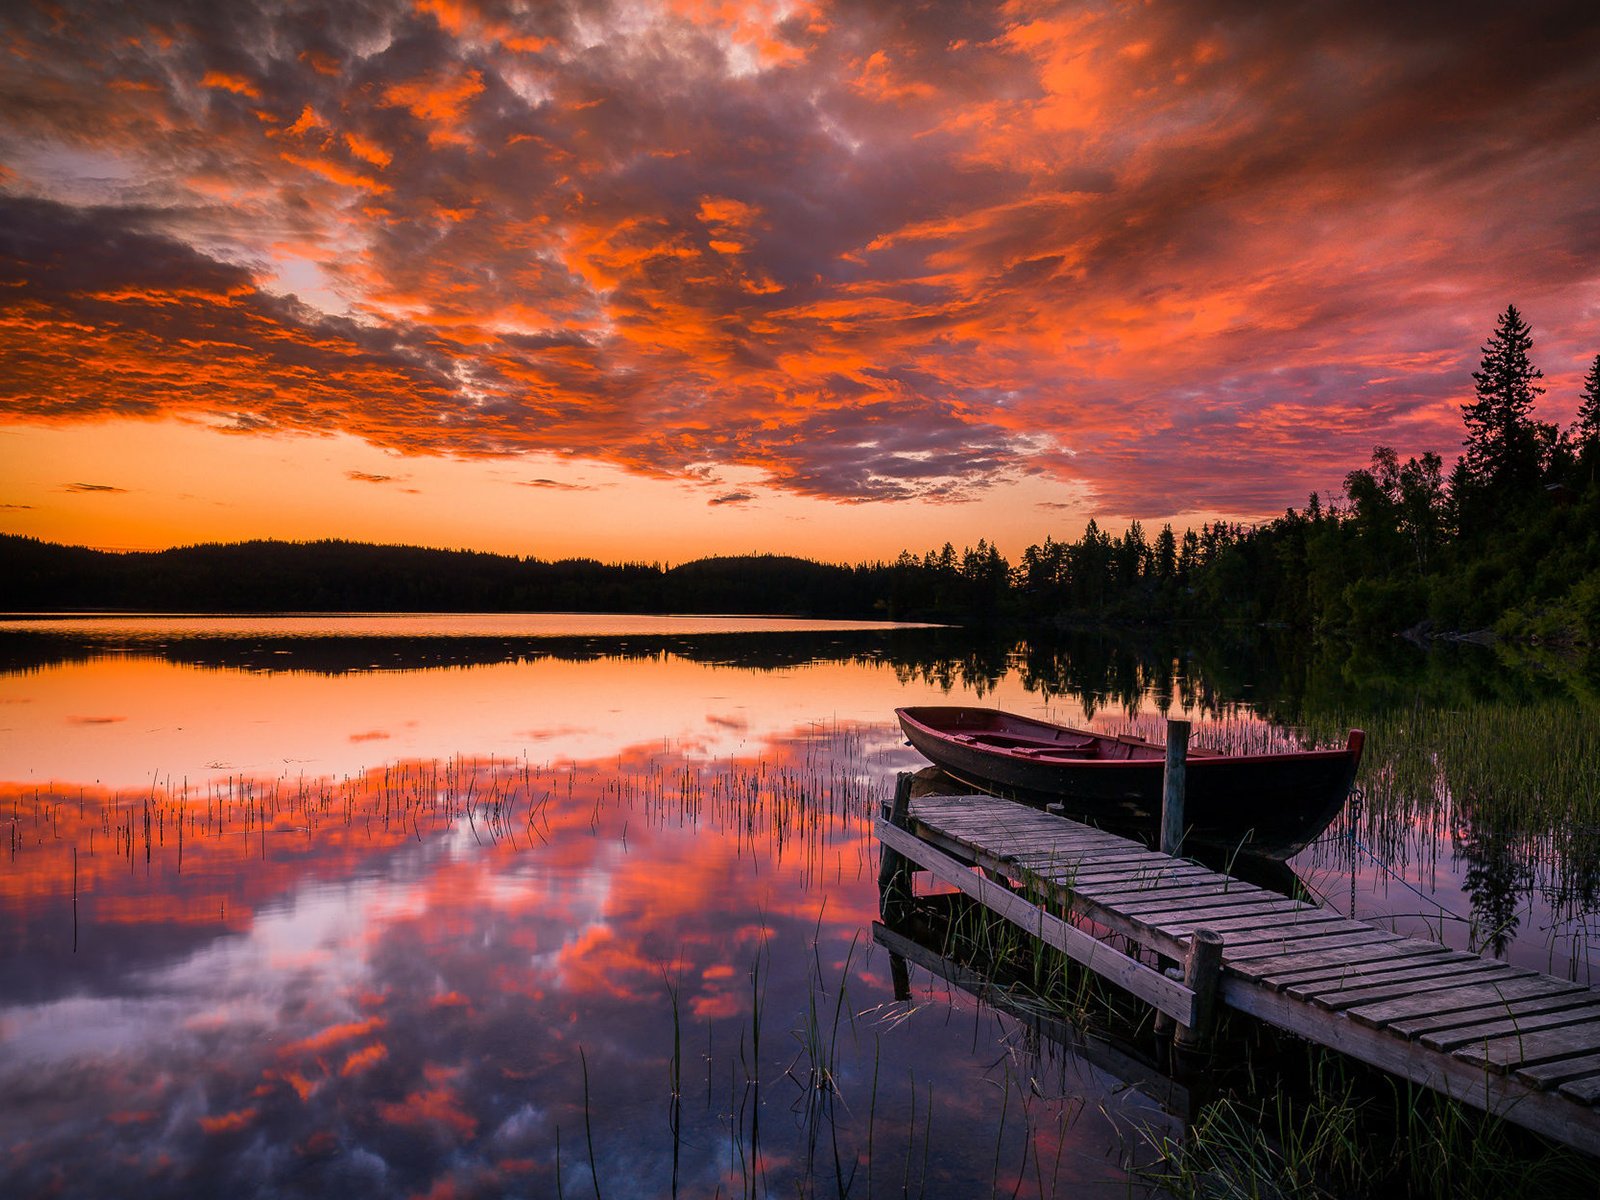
[877,789,1600,1157]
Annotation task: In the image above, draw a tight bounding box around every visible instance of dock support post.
[889,952,911,1002]
[1160,718,1191,857]
[877,772,914,921]
[1175,928,1223,1052]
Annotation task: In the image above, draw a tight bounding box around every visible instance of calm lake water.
[2,615,1595,1197]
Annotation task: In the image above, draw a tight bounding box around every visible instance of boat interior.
[948,730,1155,760]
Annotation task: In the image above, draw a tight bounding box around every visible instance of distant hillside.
[0,536,894,618]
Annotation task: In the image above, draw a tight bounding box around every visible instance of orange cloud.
[377,1085,477,1138]
[382,66,485,146]
[340,1043,390,1076]
[2,0,1597,537]
[200,70,258,98]
[283,1016,387,1058]
[198,1106,258,1134]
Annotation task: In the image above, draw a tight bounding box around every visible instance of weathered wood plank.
[1384,991,1600,1040]
[1091,880,1269,907]
[1072,874,1226,899]
[997,836,1140,856]
[1267,951,1484,993]
[1227,938,1445,980]
[1452,1016,1600,1074]
[1018,849,1172,874]
[1059,858,1219,881]
[970,821,1124,843]
[1269,951,1486,989]
[1559,1072,1600,1104]
[1515,1052,1600,1092]
[912,806,1125,849]
[1218,927,1403,957]
[1114,891,1294,920]
[1300,963,1530,1011]
[1126,902,1312,928]
[914,808,1084,838]
[875,817,1197,1025]
[1139,902,1335,933]
[1417,1003,1600,1052]
[1035,871,1175,897]
[1348,976,1589,1029]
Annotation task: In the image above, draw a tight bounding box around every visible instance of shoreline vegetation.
[5,307,1597,647]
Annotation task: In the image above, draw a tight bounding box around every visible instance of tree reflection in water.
[1,617,1595,1195]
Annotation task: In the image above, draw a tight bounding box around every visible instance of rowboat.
[894,706,1364,860]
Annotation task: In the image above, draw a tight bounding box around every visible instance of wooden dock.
[876,786,1600,1157]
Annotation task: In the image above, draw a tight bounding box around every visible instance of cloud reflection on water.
[1,732,1173,1198]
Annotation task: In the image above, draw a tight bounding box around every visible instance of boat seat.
[956,732,1096,751]
[1009,746,1095,759]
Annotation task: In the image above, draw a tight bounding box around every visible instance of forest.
[4,307,1597,647]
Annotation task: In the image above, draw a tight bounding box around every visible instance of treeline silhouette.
[0,539,915,618]
[4,307,1595,642]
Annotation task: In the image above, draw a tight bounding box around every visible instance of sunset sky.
[3,0,1598,563]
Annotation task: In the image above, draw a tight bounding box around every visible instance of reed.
[663,967,683,1198]
[580,1047,602,1200]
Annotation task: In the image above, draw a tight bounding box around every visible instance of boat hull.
[895,706,1363,861]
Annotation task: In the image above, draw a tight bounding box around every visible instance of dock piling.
[1160,718,1190,856]
[876,772,914,920]
[889,952,911,1001]
[1176,928,1223,1051]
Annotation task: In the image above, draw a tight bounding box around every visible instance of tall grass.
[1139,1064,1597,1200]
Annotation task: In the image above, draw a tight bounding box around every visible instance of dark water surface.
[2,616,1595,1197]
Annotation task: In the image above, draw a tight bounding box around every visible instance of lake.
[2,615,1595,1197]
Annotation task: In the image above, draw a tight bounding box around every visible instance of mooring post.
[876,772,915,920]
[1175,927,1224,1052]
[1160,718,1191,857]
[889,952,911,1002]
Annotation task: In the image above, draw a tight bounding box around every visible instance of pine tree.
[1153,524,1177,581]
[1461,304,1545,495]
[1576,353,1600,453]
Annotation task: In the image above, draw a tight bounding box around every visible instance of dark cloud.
[346,471,397,484]
[707,491,753,506]
[62,482,128,494]
[515,477,591,491]
[2,1,1597,521]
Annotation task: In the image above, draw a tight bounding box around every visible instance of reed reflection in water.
[1,732,1179,1198]
[4,618,1597,1195]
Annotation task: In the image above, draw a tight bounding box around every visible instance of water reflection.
[3,618,1597,1194]
[2,736,1173,1198]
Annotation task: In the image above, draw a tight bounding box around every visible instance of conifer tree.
[1576,353,1600,453]
[1461,304,1545,495]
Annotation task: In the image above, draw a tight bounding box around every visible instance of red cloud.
[2,1,1597,525]
[377,1084,477,1138]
